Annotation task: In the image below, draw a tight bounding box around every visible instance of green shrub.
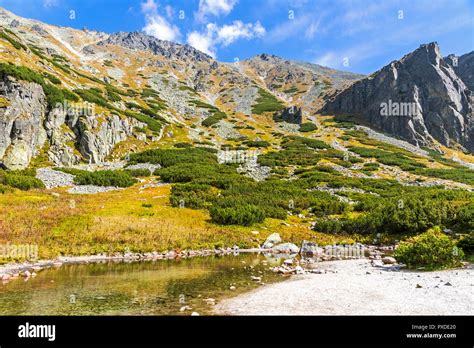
[0,184,13,193]
[252,88,285,114]
[129,148,217,167]
[210,204,265,226]
[174,142,193,148]
[0,170,45,191]
[394,227,464,270]
[125,168,153,177]
[42,72,61,85]
[457,233,474,254]
[244,140,270,148]
[0,30,27,50]
[348,146,426,170]
[73,88,111,108]
[123,110,162,132]
[105,85,121,102]
[413,168,474,185]
[170,183,216,209]
[202,111,227,127]
[70,170,136,187]
[299,122,317,132]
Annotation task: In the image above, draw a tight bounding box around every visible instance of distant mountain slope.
[321,42,474,153]
[0,7,364,169]
[241,54,363,115]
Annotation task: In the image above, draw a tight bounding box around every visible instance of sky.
[0,0,473,74]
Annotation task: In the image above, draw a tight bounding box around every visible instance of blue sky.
[1,0,473,74]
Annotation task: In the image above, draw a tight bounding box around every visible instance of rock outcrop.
[273,106,302,124]
[0,76,144,169]
[0,76,47,169]
[446,51,474,91]
[321,43,474,153]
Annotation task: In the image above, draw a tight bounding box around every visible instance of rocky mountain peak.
[321,42,474,153]
[97,31,212,63]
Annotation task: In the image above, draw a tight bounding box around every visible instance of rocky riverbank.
[0,247,261,284]
[0,232,388,286]
[215,258,473,315]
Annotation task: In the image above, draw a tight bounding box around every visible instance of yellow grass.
[0,179,353,260]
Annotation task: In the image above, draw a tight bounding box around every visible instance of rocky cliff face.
[0,76,144,169]
[321,43,474,153]
[0,76,47,169]
[446,51,474,91]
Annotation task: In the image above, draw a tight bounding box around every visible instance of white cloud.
[186,20,265,58]
[266,13,323,43]
[196,0,238,22]
[43,0,59,8]
[141,0,157,13]
[143,15,181,42]
[165,5,174,19]
[141,0,181,42]
[216,20,265,46]
[314,52,338,67]
[187,28,216,57]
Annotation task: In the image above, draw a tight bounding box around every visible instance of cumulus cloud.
[187,28,216,57]
[141,0,181,42]
[187,20,265,58]
[196,0,238,22]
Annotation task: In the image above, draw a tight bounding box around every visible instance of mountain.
[0,7,472,172]
[446,51,474,91]
[321,43,474,153]
[0,7,363,170]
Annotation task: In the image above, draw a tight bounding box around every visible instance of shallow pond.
[0,253,285,315]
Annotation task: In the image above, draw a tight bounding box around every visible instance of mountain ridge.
[0,7,473,173]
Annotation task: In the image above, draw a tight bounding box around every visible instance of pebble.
[229,286,236,290]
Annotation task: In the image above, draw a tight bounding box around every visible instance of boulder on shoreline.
[262,233,281,249]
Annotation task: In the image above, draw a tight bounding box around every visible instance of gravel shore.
[215,259,473,315]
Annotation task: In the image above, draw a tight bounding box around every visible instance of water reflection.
[0,253,284,315]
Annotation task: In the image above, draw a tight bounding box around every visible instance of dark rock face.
[9,19,19,28]
[97,31,212,63]
[321,43,474,153]
[274,106,302,124]
[446,52,474,91]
